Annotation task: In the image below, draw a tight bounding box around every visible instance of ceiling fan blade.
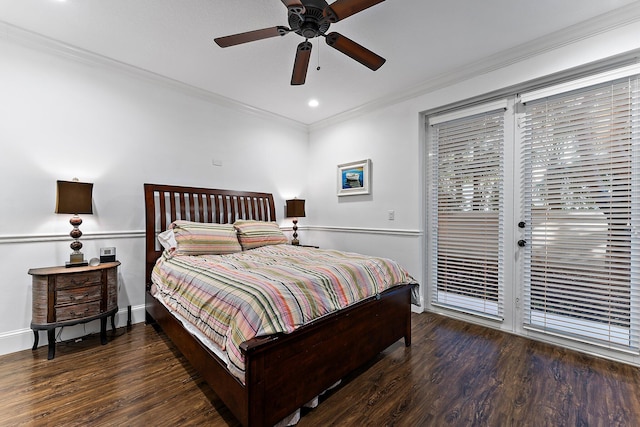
[291,41,312,85]
[325,32,385,71]
[323,0,384,23]
[281,0,305,14]
[215,26,289,48]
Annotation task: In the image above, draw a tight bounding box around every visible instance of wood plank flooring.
[1,312,639,426]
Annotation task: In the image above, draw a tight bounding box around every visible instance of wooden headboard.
[143,183,277,289]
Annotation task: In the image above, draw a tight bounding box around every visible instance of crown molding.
[309,2,640,131]
[0,20,308,132]
[3,2,640,134]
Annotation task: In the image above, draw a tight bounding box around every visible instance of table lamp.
[286,199,306,246]
[55,179,93,267]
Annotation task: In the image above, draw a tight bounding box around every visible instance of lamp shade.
[55,180,93,215]
[286,199,306,218]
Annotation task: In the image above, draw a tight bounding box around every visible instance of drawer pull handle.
[70,278,90,286]
[70,307,91,316]
[69,293,90,301]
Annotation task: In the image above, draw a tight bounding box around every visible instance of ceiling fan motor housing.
[289,0,331,39]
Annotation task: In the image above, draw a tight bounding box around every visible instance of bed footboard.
[146,283,413,427]
[242,283,414,427]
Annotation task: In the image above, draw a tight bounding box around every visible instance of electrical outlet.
[388,210,395,220]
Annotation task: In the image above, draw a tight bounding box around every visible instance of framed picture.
[337,159,371,196]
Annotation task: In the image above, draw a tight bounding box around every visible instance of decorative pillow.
[171,220,242,255]
[233,220,288,250]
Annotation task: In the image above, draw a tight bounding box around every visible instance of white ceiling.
[0,0,638,125]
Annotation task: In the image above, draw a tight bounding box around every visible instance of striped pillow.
[171,220,241,255]
[233,220,288,250]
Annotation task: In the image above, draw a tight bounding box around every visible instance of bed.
[144,183,417,427]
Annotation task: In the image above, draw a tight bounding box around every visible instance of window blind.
[429,108,505,319]
[521,76,640,351]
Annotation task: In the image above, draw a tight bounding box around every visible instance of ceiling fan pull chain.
[317,40,321,71]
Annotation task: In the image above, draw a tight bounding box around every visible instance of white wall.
[306,16,640,317]
[305,101,424,306]
[0,34,309,355]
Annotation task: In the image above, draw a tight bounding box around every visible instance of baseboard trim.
[0,304,146,356]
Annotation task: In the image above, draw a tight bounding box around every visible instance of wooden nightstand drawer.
[55,271,102,289]
[55,300,102,322]
[56,285,102,306]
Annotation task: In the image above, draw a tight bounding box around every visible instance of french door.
[520,70,640,351]
[427,67,640,355]
[428,101,507,321]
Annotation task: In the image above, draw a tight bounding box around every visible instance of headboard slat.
[244,197,252,220]
[205,194,212,223]
[229,196,236,223]
[144,183,277,289]
[159,192,167,239]
[169,192,177,222]
[188,193,195,220]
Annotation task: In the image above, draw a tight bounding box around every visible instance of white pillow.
[158,228,177,251]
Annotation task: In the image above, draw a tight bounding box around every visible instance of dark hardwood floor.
[1,312,639,426]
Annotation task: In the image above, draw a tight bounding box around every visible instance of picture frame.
[337,159,371,196]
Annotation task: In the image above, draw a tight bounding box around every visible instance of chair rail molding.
[0,230,145,245]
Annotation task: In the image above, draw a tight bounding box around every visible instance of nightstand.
[28,261,120,359]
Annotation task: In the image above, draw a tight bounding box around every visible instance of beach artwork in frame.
[337,159,371,196]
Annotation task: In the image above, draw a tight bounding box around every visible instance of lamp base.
[66,252,87,268]
[66,261,89,268]
[291,219,300,246]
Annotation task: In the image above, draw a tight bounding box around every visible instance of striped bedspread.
[151,244,416,380]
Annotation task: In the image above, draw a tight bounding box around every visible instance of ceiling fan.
[214,0,386,85]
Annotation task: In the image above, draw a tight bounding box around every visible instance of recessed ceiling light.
[308,99,319,108]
